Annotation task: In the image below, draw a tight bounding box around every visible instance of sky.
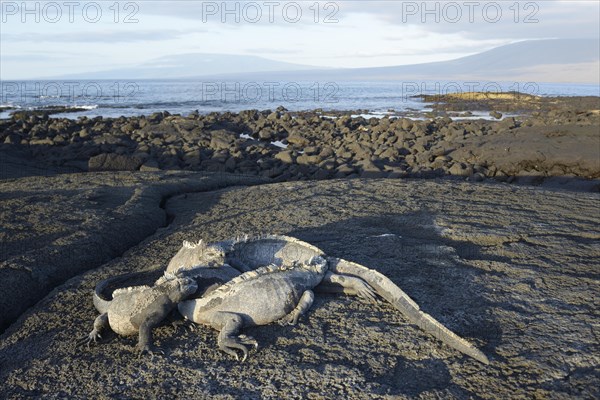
[1,0,599,79]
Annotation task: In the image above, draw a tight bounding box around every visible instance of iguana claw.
[136,344,164,358]
[355,282,378,303]
[83,330,102,348]
[219,334,258,362]
[171,319,186,334]
[278,313,301,326]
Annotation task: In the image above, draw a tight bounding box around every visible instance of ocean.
[1,80,599,119]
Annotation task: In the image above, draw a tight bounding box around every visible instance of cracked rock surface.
[0,179,598,399]
[0,169,266,331]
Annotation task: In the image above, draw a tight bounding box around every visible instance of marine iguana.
[85,242,242,354]
[86,270,198,355]
[87,235,489,364]
[177,235,490,364]
[179,256,329,361]
[167,237,377,301]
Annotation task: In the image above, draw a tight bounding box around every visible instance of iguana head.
[166,240,227,273]
[159,273,198,301]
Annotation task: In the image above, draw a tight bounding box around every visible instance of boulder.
[88,153,143,172]
[287,134,310,147]
[448,162,474,177]
[3,133,22,145]
[210,129,236,150]
[258,128,276,140]
[296,154,321,166]
[139,159,161,172]
[275,150,294,164]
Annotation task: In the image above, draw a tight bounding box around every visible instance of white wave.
[75,104,99,110]
[270,140,288,149]
[369,233,400,238]
[239,133,288,149]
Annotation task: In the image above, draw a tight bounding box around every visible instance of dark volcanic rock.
[209,129,236,150]
[88,153,143,172]
[0,180,598,398]
[0,171,267,333]
[1,98,598,189]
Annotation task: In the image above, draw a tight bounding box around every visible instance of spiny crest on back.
[230,234,325,255]
[183,239,203,249]
[167,239,226,273]
[233,233,251,244]
[230,233,287,248]
[206,263,295,297]
[112,285,151,298]
[205,257,326,298]
[154,270,178,285]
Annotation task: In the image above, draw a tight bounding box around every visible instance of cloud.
[1,54,61,62]
[131,0,599,41]
[245,48,300,55]
[129,1,599,45]
[339,1,599,40]
[136,1,341,27]
[0,30,198,43]
[0,51,83,61]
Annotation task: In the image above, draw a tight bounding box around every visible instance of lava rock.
[88,153,143,172]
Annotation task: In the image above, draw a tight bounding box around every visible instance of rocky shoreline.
[2,94,599,190]
[1,93,599,398]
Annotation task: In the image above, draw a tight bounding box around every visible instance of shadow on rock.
[283,213,502,395]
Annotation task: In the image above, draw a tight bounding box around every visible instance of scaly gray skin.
[162,239,240,297]
[166,239,229,272]
[178,235,490,364]
[167,237,377,300]
[85,242,239,355]
[179,255,330,361]
[87,271,198,355]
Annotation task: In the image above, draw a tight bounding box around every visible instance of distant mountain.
[357,38,600,83]
[379,38,598,74]
[49,53,320,79]
[210,39,600,84]
[50,39,599,83]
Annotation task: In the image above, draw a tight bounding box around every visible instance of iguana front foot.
[278,313,300,326]
[77,330,101,348]
[279,290,315,326]
[170,319,187,334]
[85,330,102,348]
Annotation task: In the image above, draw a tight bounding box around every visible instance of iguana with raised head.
[86,270,198,355]
[85,241,240,354]
[167,236,377,301]
[178,235,490,364]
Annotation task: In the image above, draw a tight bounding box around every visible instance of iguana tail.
[328,257,489,365]
[93,269,164,314]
